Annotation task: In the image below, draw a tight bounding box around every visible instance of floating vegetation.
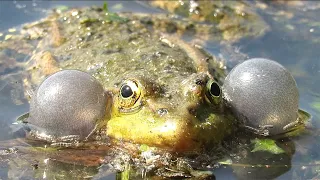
[251,138,285,154]
[103,2,128,23]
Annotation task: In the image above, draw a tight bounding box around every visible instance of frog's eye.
[205,79,221,105]
[121,84,134,98]
[119,79,142,112]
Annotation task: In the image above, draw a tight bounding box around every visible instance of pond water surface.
[0,1,320,179]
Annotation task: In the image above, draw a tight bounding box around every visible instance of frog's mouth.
[106,101,234,152]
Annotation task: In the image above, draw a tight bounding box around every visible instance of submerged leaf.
[16,113,29,123]
[102,2,127,23]
[55,5,69,14]
[139,144,150,152]
[282,109,311,137]
[116,163,130,180]
[112,3,124,10]
[105,13,128,23]
[139,144,156,152]
[251,138,285,154]
[218,158,233,165]
[311,101,320,113]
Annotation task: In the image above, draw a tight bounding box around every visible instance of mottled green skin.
[0,4,239,158]
[27,7,234,151]
[49,9,227,88]
[0,7,236,178]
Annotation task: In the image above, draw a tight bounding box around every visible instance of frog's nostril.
[188,107,196,115]
[157,108,168,116]
[195,79,204,85]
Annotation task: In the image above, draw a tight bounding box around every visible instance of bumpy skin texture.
[28,70,107,139]
[222,58,299,135]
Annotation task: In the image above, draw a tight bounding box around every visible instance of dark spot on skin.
[103,48,122,54]
[94,34,103,39]
[140,54,148,61]
[195,79,204,86]
[188,107,196,116]
[165,22,178,33]
[164,66,173,73]
[128,35,138,42]
[185,24,196,34]
[140,17,154,25]
[32,163,39,170]
[57,54,71,62]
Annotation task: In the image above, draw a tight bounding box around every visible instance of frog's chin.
[106,114,197,151]
[106,107,235,152]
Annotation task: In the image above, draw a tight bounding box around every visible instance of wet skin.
[2,5,306,153]
[13,7,236,152]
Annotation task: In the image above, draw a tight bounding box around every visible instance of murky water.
[0,1,320,179]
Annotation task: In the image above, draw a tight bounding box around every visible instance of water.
[0,1,319,179]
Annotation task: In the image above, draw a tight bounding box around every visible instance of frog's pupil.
[210,82,220,96]
[121,85,133,98]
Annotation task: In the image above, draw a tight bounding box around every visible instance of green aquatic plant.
[55,5,69,13]
[251,138,285,154]
[311,99,320,116]
[103,2,128,23]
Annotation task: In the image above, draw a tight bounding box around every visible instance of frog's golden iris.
[118,79,143,114]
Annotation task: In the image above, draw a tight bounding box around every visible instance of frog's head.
[104,72,234,152]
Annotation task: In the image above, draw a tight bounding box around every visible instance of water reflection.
[231,138,294,180]
[0,74,29,141]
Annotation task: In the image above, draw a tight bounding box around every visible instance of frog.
[0,5,237,179]
[8,5,240,152]
[0,2,310,179]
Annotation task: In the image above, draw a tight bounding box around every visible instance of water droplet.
[71,11,78,16]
